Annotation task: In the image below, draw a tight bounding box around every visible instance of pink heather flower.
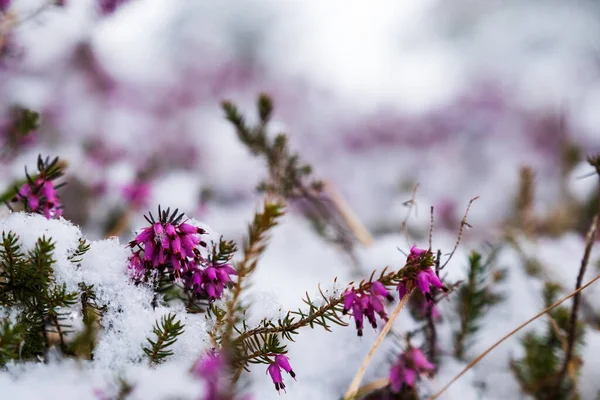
[397,246,445,303]
[128,208,207,276]
[267,354,296,394]
[97,0,128,15]
[408,245,426,261]
[343,282,393,336]
[127,251,144,279]
[15,177,63,219]
[185,262,237,303]
[389,348,434,393]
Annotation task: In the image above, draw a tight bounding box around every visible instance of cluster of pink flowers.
[12,156,64,219]
[128,207,237,303]
[185,262,237,302]
[266,354,296,394]
[343,281,394,337]
[128,207,206,275]
[397,246,445,303]
[389,347,435,392]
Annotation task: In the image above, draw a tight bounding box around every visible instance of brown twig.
[429,273,600,400]
[401,184,420,249]
[429,206,434,251]
[556,214,598,389]
[440,196,479,270]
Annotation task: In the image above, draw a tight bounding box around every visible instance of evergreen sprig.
[68,238,91,265]
[231,251,439,373]
[143,313,185,365]
[453,249,505,360]
[0,232,80,361]
[222,95,321,198]
[222,95,358,257]
[0,319,24,365]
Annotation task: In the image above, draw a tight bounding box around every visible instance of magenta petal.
[410,245,426,258]
[389,365,404,392]
[267,363,283,386]
[206,267,217,281]
[426,269,444,289]
[153,222,164,236]
[216,268,232,284]
[171,236,181,254]
[397,282,408,299]
[416,271,431,294]
[179,222,199,234]
[274,355,293,374]
[369,295,384,314]
[370,281,388,297]
[411,348,435,371]
[135,227,153,244]
[165,223,176,237]
[221,263,237,275]
[404,368,416,386]
[144,240,156,262]
[343,290,356,312]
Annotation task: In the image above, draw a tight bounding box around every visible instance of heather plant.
[1,88,600,400]
[222,94,365,266]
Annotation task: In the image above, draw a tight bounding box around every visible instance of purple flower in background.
[0,0,10,13]
[123,181,151,209]
[343,281,394,336]
[267,354,296,394]
[193,350,224,400]
[97,0,129,15]
[389,348,434,392]
[13,156,65,219]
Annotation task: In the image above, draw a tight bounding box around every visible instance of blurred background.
[2,0,600,238]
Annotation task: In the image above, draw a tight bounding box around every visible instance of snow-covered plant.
[0,231,91,360]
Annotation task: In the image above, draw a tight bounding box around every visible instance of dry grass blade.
[428,273,600,400]
[344,290,414,400]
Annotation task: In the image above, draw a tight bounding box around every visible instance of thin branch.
[401,184,420,249]
[429,206,434,251]
[556,214,598,387]
[429,273,600,400]
[440,196,479,270]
